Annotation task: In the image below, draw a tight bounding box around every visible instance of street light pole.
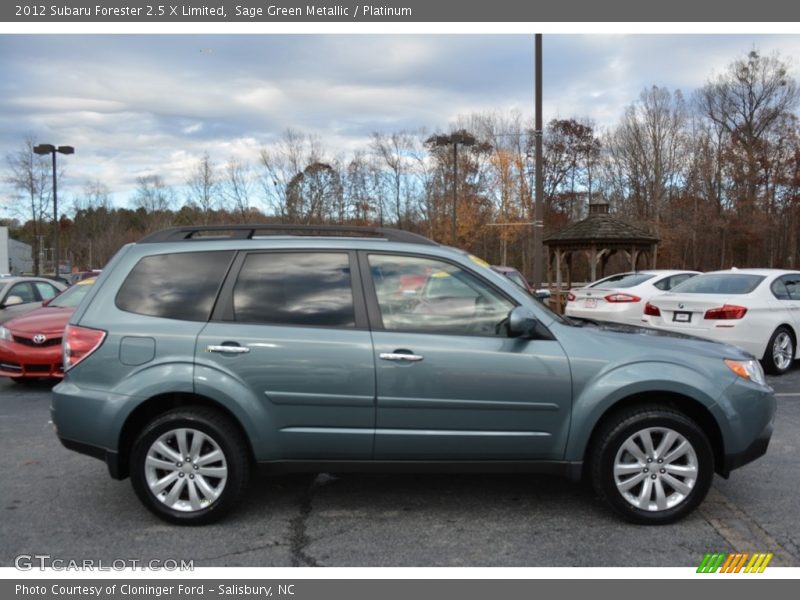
[33,144,74,278]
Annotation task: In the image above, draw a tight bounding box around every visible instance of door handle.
[206,345,250,354]
[379,352,424,362]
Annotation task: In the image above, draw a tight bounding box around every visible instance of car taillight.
[567,292,576,302]
[63,324,106,371]
[704,305,748,320]
[604,293,641,303]
[644,302,661,316]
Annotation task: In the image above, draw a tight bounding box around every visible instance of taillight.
[644,302,661,316]
[604,293,641,303]
[567,292,576,302]
[704,305,748,320]
[63,324,106,371]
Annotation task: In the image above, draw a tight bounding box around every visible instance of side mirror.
[2,295,24,308]
[508,306,539,338]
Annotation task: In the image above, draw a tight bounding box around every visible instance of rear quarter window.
[115,251,234,321]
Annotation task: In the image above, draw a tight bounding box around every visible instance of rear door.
[363,252,572,461]
[196,250,376,460]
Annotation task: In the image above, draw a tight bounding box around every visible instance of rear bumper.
[57,436,125,479]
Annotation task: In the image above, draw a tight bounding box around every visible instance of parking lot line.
[774,393,800,397]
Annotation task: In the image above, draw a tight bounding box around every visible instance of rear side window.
[232,252,355,327]
[116,251,234,321]
[588,273,655,289]
[653,273,697,291]
[670,273,765,295]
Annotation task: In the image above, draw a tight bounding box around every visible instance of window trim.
[358,250,523,338]
[211,249,368,330]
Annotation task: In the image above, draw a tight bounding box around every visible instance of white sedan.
[565,270,700,326]
[642,269,800,374]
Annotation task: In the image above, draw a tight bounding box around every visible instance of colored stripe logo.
[697,552,773,573]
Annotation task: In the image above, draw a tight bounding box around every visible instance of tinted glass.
[784,276,800,300]
[504,271,529,291]
[116,251,234,321]
[670,273,765,295]
[51,280,95,308]
[588,273,655,289]
[8,282,36,303]
[35,282,59,300]
[653,273,697,291]
[233,252,355,327]
[369,254,513,336]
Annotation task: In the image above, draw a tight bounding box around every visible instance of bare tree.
[371,131,415,227]
[186,153,219,221]
[131,174,174,213]
[222,159,253,222]
[697,50,799,216]
[258,129,324,220]
[4,136,53,274]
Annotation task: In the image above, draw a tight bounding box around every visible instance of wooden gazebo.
[544,202,659,290]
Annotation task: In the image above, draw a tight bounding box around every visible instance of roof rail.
[137,224,438,246]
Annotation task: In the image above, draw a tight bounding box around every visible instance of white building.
[0,227,33,275]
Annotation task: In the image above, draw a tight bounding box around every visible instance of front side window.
[232,252,355,327]
[7,282,36,304]
[116,251,234,321]
[369,254,513,336]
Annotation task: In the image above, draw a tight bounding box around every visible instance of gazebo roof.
[544,204,658,248]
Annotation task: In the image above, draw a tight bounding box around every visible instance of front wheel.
[762,326,795,375]
[590,406,714,524]
[130,407,250,525]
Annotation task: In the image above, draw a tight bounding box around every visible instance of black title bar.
[4,0,800,22]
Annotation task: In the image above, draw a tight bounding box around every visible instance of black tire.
[590,405,713,525]
[761,326,796,375]
[130,407,250,525]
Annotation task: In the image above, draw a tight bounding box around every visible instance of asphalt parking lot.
[1,369,799,568]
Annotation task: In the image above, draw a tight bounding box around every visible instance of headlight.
[724,358,768,386]
[0,326,12,342]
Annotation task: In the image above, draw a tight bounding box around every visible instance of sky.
[2,33,800,214]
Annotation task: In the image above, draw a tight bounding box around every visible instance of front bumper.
[0,342,63,378]
[719,420,773,476]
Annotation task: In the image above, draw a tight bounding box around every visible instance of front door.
[363,253,572,461]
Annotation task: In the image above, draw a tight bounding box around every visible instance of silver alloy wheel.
[613,427,698,512]
[144,427,228,512]
[772,331,794,371]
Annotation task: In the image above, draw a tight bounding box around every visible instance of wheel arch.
[580,391,726,479]
[116,392,256,480]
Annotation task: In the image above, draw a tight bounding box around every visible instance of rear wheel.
[590,405,713,524]
[130,407,250,525]
[761,326,795,375]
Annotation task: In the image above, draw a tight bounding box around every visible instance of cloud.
[2,34,800,210]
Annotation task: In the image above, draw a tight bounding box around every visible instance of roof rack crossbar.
[137,224,437,245]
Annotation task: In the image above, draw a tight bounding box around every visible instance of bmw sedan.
[642,269,800,374]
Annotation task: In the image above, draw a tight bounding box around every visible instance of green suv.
[51,225,776,525]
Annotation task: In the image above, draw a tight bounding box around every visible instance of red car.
[0,278,96,382]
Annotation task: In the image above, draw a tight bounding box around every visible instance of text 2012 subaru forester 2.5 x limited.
[51,225,776,525]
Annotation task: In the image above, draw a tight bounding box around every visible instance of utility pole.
[533,33,544,289]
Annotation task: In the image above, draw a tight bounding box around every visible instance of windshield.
[588,273,655,289]
[670,273,765,295]
[50,280,95,308]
